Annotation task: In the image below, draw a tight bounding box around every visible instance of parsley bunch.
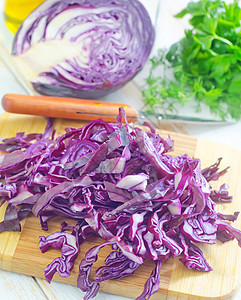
[142,0,241,120]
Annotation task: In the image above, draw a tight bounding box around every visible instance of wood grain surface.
[0,112,241,300]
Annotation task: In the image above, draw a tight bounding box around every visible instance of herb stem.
[214,34,234,47]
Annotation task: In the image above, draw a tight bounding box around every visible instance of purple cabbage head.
[12,0,155,99]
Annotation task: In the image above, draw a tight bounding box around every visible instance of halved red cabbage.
[12,0,155,99]
[0,108,240,300]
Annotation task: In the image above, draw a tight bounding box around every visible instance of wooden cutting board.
[0,112,241,300]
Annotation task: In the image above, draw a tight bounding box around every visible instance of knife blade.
[137,110,233,126]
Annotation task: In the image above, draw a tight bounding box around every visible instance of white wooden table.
[0,1,241,299]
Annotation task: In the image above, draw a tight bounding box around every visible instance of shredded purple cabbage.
[39,232,79,282]
[0,108,240,299]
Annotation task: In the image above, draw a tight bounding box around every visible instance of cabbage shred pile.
[0,108,240,300]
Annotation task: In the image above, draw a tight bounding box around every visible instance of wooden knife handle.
[2,94,138,123]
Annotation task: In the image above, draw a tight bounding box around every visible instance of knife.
[2,93,232,126]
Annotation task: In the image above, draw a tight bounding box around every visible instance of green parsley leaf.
[142,0,241,120]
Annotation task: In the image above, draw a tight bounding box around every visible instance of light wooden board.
[0,112,241,300]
